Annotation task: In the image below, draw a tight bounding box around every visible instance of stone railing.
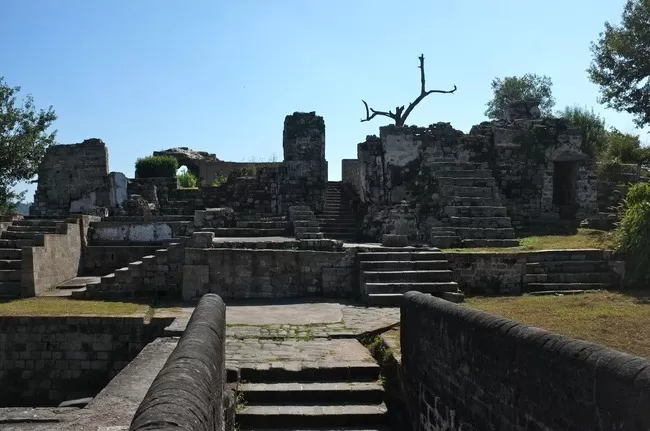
[130,294,227,431]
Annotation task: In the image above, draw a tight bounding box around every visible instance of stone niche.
[31,139,127,217]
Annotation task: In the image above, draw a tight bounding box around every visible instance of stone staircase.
[0,217,67,298]
[210,215,289,238]
[317,182,358,242]
[236,358,388,430]
[288,206,324,239]
[71,243,184,298]
[358,247,459,306]
[524,250,619,292]
[430,161,519,248]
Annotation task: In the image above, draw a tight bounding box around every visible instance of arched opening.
[177,165,199,189]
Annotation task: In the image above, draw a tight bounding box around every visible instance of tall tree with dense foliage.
[484,74,556,120]
[0,78,57,214]
[558,105,609,156]
[588,0,650,129]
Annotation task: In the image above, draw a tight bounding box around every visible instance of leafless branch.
[360,54,457,127]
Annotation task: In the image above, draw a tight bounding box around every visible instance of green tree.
[603,127,643,163]
[558,105,609,156]
[588,0,650,129]
[0,77,57,214]
[484,74,556,119]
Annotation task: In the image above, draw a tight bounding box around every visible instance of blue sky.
[2,0,646,201]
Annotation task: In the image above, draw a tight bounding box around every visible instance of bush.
[135,156,179,178]
[178,171,198,188]
[211,175,227,187]
[596,158,637,182]
[625,181,650,206]
[617,182,650,286]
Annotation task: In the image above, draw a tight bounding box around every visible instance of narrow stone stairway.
[0,218,65,298]
[524,250,618,292]
[317,182,358,242]
[234,340,389,430]
[431,161,519,248]
[358,247,459,306]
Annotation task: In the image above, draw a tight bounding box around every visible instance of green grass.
[467,290,650,359]
[0,298,147,316]
[444,228,617,253]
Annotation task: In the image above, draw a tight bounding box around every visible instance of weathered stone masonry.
[401,291,650,431]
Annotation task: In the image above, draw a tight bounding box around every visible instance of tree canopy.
[558,105,609,157]
[0,77,57,214]
[588,0,650,129]
[484,74,556,120]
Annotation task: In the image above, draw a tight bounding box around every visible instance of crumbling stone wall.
[32,139,112,216]
[0,315,171,407]
[469,117,598,229]
[342,159,361,197]
[401,291,650,430]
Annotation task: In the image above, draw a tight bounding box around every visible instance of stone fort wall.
[0,315,172,407]
[401,291,650,431]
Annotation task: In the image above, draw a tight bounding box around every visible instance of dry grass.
[467,290,650,359]
[445,228,617,253]
[0,298,147,316]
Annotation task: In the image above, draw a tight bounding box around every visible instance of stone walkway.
[163,300,400,339]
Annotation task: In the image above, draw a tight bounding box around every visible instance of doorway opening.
[552,161,578,219]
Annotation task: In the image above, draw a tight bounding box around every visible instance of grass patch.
[445,228,616,253]
[0,298,147,316]
[466,290,650,359]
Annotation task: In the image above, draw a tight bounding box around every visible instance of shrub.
[178,171,198,188]
[625,181,650,206]
[211,175,227,187]
[616,182,650,286]
[135,156,179,178]
[596,158,637,182]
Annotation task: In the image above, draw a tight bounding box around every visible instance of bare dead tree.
[361,54,457,127]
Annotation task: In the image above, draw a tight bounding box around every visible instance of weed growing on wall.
[135,155,179,178]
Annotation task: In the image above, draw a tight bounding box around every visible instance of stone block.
[188,231,214,248]
[382,234,408,247]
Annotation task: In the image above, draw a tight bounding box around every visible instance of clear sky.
[2,0,646,202]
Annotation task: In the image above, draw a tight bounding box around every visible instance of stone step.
[0,239,36,248]
[428,228,458,236]
[237,221,288,229]
[365,282,458,295]
[525,282,613,292]
[239,382,385,404]
[525,250,605,262]
[13,220,60,227]
[297,232,325,240]
[212,228,287,237]
[440,169,493,178]
[362,270,453,283]
[437,177,497,187]
[461,239,520,248]
[1,231,41,240]
[0,281,21,298]
[0,259,21,270]
[444,206,508,217]
[293,220,320,228]
[0,249,21,259]
[100,273,116,284]
[526,260,610,273]
[451,227,516,239]
[237,404,387,429]
[430,236,461,248]
[317,218,357,225]
[360,260,449,271]
[0,269,21,282]
[295,226,321,235]
[441,185,495,198]
[238,362,380,383]
[450,216,513,228]
[446,196,502,206]
[114,267,131,283]
[429,161,486,171]
[6,225,57,233]
[358,251,446,261]
[524,272,615,284]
